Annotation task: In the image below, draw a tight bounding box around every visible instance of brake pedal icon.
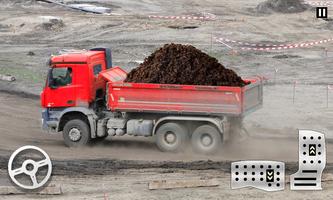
[231,161,285,191]
[290,130,326,190]
[8,145,52,190]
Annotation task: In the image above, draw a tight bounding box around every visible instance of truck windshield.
[49,67,72,87]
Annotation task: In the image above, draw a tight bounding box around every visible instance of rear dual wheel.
[155,122,188,152]
[155,122,222,154]
[191,125,222,154]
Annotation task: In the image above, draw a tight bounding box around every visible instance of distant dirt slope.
[256,0,310,14]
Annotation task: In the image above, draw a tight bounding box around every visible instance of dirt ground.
[0,0,332,199]
[0,169,333,200]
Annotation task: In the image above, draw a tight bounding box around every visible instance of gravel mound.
[40,18,65,31]
[125,43,247,87]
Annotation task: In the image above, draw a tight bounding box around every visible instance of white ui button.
[290,130,326,190]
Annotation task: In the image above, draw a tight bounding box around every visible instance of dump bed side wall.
[107,83,250,116]
[102,67,263,117]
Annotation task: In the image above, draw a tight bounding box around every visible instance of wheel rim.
[200,133,213,147]
[164,131,177,144]
[68,128,82,142]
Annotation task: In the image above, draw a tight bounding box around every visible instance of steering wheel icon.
[8,145,52,190]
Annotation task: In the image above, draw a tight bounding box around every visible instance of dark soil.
[125,43,247,87]
[272,54,301,59]
[167,25,199,29]
[2,153,330,176]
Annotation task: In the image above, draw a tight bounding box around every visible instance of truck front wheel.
[191,124,222,154]
[63,119,90,147]
[155,122,187,152]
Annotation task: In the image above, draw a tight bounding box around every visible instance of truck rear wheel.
[191,124,222,154]
[63,119,90,147]
[155,122,187,152]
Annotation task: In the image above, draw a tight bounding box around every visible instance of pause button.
[316,7,328,18]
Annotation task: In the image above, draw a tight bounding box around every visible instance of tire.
[63,119,90,147]
[155,122,188,152]
[191,124,222,154]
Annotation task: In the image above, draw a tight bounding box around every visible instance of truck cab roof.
[50,50,105,64]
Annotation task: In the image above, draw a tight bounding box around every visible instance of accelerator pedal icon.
[290,130,326,190]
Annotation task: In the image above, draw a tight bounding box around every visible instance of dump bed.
[100,67,263,116]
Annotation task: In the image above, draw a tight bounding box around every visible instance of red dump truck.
[41,48,263,154]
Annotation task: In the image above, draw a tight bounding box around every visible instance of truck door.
[44,66,77,107]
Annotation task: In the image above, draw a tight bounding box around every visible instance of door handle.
[67,100,74,104]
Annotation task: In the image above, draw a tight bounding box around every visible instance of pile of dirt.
[256,0,309,14]
[41,18,64,31]
[323,18,333,30]
[272,54,301,59]
[125,44,247,87]
[0,24,10,32]
[0,0,45,8]
[0,0,33,4]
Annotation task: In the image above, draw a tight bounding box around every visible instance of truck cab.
[41,48,112,108]
[41,48,112,132]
